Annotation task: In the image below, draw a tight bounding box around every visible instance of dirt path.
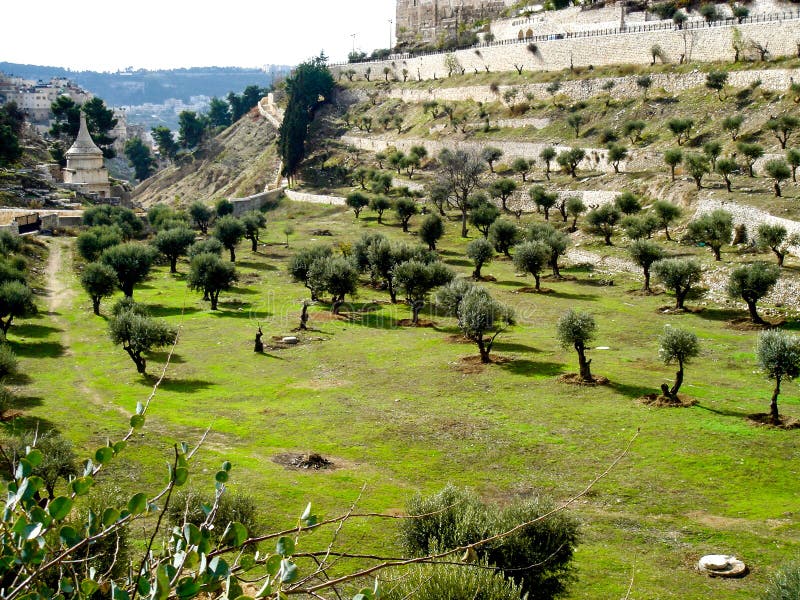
[46,237,75,314]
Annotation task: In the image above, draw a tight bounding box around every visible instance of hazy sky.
[2,0,397,71]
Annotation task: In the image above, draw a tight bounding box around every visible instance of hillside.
[131,108,280,207]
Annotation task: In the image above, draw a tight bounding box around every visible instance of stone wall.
[396,0,513,44]
[335,16,800,81]
[229,188,285,216]
[284,189,346,206]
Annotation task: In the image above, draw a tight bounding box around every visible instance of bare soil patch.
[639,393,697,408]
[516,286,554,294]
[557,373,610,386]
[543,274,578,282]
[398,319,436,327]
[454,354,511,374]
[476,275,497,282]
[446,333,471,344]
[273,452,335,470]
[311,312,349,323]
[726,317,786,331]
[626,289,664,297]
[747,413,800,429]
[657,306,704,315]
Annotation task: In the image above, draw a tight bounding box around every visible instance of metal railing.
[331,8,800,68]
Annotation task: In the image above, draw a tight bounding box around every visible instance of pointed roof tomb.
[66,112,103,157]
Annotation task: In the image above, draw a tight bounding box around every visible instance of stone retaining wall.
[230,188,285,216]
[334,18,800,82]
[284,189,346,206]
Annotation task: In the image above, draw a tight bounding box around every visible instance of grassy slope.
[6,200,800,599]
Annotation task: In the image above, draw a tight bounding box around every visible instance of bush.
[0,344,17,381]
[763,561,800,599]
[383,562,525,600]
[168,490,260,541]
[401,485,578,599]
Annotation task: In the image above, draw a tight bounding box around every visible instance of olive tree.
[470,202,501,238]
[241,211,267,251]
[345,191,370,218]
[716,157,738,192]
[653,200,682,241]
[629,239,666,292]
[395,197,419,232]
[527,223,569,278]
[108,301,177,374]
[722,115,744,140]
[653,257,702,310]
[457,287,514,363]
[684,152,710,189]
[153,227,195,273]
[76,226,122,262]
[667,118,693,146]
[488,219,520,258]
[287,246,333,300]
[757,329,800,424]
[727,261,780,324]
[80,262,118,315]
[213,216,246,262]
[513,241,550,290]
[394,260,454,324]
[737,142,764,177]
[556,308,597,382]
[466,238,494,280]
[100,243,156,298]
[481,146,503,173]
[188,253,238,310]
[658,326,700,402]
[764,159,792,197]
[556,148,586,178]
[539,146,556,180]
[489,178,517,212]
[436,148,486,237]
[308,256,359,314]
[663,148,682,181]
[607,143,628,173]
[529,186,557,220]
[756,223,798,267]
[586,204,621,246]
[787,148,800,182]
[189,201,213,234]
[614,192,641,216]
[765,114,799,150]
[565,197,586,231]
[686,209,733,261]
[0,281,35,335]
[419,213,444,251]
[369,195,391,223]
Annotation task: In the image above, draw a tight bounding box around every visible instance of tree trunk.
[670,166,676,181]
[122,282,134,298]
[92,297,101,315]
[332,297,343,315]
[388,280,397,304]
[774,182,782,197]
[604,229,613,245]
[251,237,258,252]
[771,376,781,425]
[543,208,550,221]
[411,301,422,324]
[126,348,146,374]
[545,165,551,180]
[712,246,721,261]
[775,249,785,267]
[229,247,236,262]
[746,299,764,324]
[695,177,702,190]
[210,291,219,310]
[643,267,651,292]
[571,216,579,232]
[551,255,561,278]
[534,274,540,290]
[476,336,491,363]
[576,343,592,381]
[668,361,684,399]
[461,209,468,238]
[170,257,178,273]
[676,289,686,310]
[664,226,672,241]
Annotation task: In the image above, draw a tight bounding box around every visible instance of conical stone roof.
[66,112,103,156]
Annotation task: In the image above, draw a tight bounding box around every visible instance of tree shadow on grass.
[7,340,65,359]
[12,323,62,339]
[608,380,655,400]
[11,395,43,410]
[498,359,564,377]
[444,258,472,267]
[236,261,278,272]
[495,280,527,287]
[153,378,214,393]
[548,290,599,301]
[146,351,186,364]
[693,402,753,419]
[693,308,742,322]
[147,305,201,318]
[492,341,542,354]
[211,303,271,320]
[3,414,60,434]
[229,286,261,295]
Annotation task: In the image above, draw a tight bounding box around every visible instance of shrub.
[0,344,17,380]
[763,561,800,599]
[383,563,525,600]
[168,490,259,541]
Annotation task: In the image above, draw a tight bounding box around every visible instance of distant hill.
[0,62,292,106]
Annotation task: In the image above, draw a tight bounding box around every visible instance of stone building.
[396,0,514,44]
[62,113,111,198]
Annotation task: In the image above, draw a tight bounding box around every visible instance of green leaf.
[130,414,145,429]
[25,449,43,467]
[95,447,114,464]
[265,554,282,576]
[275,536,295,557]
[48,497,73,521]
[183,523,201,545]
[215,470,228,483]
[136,577,150,597]
[176,578,202,599]
[255,582,272,599]
[15,458,32,480]
[59,525,80,546]
[80,580,99,597]
[70,476,94,496]
[102,507,121,527]
[240,553,255,571]
[113,441,127,454]
[222,461,232,472]
[112,583,130,600]
[279,559,297,584]
[233,596,254,600]
[154,565,171,600]
[300,502,312,521]
[127,493,147,515]
[224,522,248,547]
[135,401,144,415]
[174,466,189,487]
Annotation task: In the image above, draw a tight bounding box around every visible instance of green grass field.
[6,201,800,599]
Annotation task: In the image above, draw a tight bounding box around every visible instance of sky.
[1,0,397,71]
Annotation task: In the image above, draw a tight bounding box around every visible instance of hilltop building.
[396,0,515,44]
[0,74,91,127]
[62,112,111,199]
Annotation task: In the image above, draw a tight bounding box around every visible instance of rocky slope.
[132,109,280,208]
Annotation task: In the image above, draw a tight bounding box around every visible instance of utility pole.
[350,33,356,54]
[388,19,393,50]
